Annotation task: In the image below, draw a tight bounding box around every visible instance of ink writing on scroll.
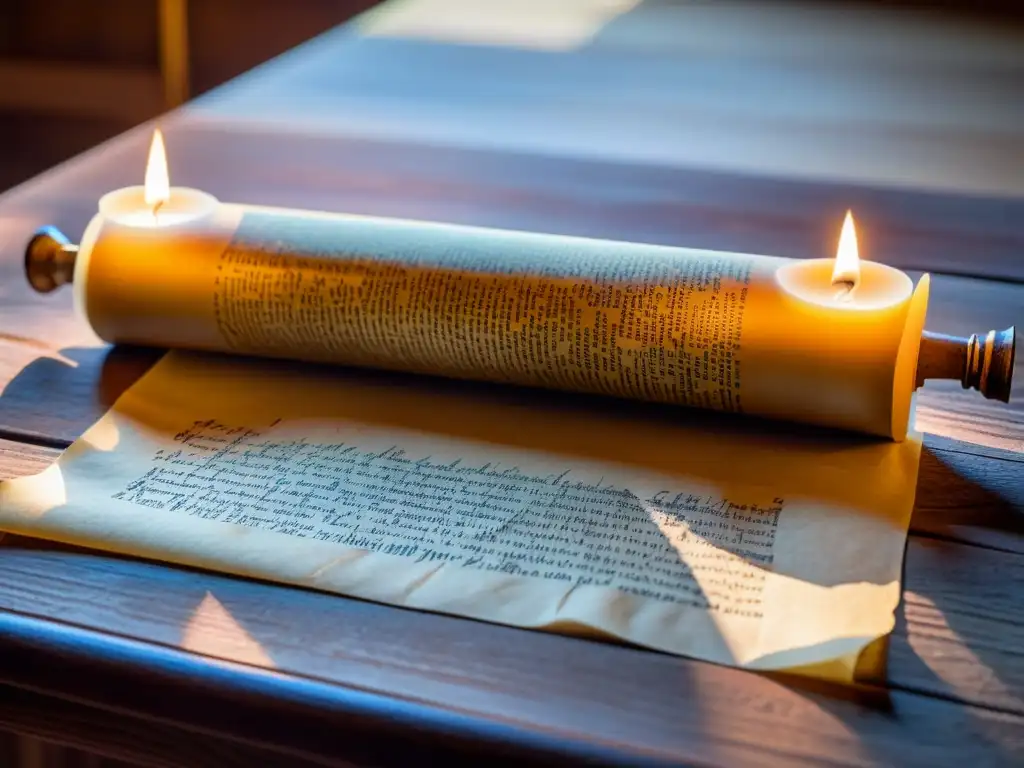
[212,212,751,412]
[113,419,783,618]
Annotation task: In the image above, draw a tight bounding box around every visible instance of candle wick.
[833,280,856,302]
[152,199,164,223]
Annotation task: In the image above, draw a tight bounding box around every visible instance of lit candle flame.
[832,209,860,299]
[144,129,170,213]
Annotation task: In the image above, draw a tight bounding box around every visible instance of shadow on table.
[0,344,163,444]
[912,447,1024,550]
[904,440,1024,717]
[1,340,1022,763]
[2,532,1019,765]
[883,450,1024,760]
[0,539,904,765]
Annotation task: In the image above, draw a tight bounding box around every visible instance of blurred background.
[1,1,1023,194]
[0,0,376,192]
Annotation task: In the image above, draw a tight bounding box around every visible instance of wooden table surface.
[0,2,1022,765]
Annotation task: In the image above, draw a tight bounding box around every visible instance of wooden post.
[917,328,1016,402]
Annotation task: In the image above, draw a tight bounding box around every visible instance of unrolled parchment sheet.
[0,350,921,682]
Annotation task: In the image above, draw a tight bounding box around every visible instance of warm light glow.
[359,0,644,52]
[831,210,860,293]
[182,592,275,667]
[144,129,170,208]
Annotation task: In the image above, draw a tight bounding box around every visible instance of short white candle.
[98,185,219,228]
[775,211,913,313]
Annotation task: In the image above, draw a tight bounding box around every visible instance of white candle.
[772,213,929,441]
[98,186,217,228]
[776,211,914,312]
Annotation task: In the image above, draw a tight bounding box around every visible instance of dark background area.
[2,0,1024,195]
[0,0,378,193]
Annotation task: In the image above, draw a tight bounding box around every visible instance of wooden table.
[0,2,1022,765]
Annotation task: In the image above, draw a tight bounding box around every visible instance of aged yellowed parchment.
[0,350,921,683]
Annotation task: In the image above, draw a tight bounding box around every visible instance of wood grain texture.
[0,437,59,479]
[892,541,1024,715]
[0,732,139,768]
[0,544,1020,767]
[913,444,1024,553]
[0,2,1022,765]
[0,684,341,768]
[175,0,1024,284]
[196,1,1024,203]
